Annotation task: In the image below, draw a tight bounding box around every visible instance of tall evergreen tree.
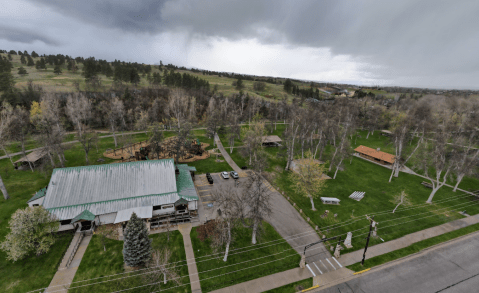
[27,56,34,67]
[53,65,62,75]
[123,212,152,267]
[0,57,15,93]
[31,51,39,58]
[283,79,293,94]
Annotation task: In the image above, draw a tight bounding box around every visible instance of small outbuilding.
[14,149,49,170]
[261,135,282,147]
[320,197,340,205]
[354,145,395,166]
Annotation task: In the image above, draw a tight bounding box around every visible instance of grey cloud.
[29,0,168,34]
[22,0,479,88]
[0,26,60,46]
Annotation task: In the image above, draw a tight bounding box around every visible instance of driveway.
[212,134,333,271]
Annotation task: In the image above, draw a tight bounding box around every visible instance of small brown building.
[354,145,395,166]
[261,135,282,147]
[14,149,48,170]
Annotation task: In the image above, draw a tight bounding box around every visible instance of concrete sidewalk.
[178,223,202,293]
[340,213,479,266]
[46,233,92,293]
[210,267,314,293]
[214,134,244,174]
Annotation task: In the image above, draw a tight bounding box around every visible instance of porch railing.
[66,231,84,268]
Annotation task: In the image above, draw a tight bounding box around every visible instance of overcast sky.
[1,0,478,89]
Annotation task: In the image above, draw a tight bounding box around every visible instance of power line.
[30,191,478,292]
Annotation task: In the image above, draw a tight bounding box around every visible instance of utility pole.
[361,216,374,266]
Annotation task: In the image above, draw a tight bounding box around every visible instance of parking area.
[194,171,251,221]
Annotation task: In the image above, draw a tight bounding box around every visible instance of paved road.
[213,134,330,265]
[317,231,479,293]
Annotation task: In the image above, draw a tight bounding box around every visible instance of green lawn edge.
[347,222,479,272]
[263,278,313,293]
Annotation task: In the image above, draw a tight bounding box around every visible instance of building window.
[32,204,39,207]
[60,219,71,225]
[153,205,161,210]
[162,204,174,210]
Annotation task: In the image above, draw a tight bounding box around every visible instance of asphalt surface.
[318,232,479,293]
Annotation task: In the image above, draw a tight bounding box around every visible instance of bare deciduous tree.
[144,248,182,290]
[415,126,455,203]
[66,93,97,165]
[149,124,164,159]
[8,107,33,171]
[103,97,125,148]
[0,102,14,166]
[243,172,272,244]
[0,173,9,200]
[210,186,245,262]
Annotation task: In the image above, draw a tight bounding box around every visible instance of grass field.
[263,279,313,293]
[224,128,479,256]
[1,53,301,103]
[191,222,301,293]
[69,231,190,293]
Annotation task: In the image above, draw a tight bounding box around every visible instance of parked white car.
[221,171,230,179]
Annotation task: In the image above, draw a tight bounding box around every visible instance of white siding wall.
[188,200,197,211]
[28,197,44,207]
[98,212,118,225]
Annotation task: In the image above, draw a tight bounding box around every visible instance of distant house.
[27,159,199,234]
[354,145,395,166]
[261,135,282,147]
[14,149,48,170]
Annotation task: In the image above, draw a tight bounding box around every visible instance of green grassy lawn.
[0,233,73,293]
[191,222,301,293]
[347,222,479,272]
[221,129,479,256]
[0,133,150,293]
[69,231,190,293]
[263,279,313,293]
[275,156,479,254]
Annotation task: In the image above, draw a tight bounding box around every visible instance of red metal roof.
[354,145,395,164]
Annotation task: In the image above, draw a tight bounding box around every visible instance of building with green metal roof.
[28,159,199,232]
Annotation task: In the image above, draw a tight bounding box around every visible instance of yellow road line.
[302,285,320,292]
[353,268,371,275]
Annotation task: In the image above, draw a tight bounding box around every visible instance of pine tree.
[53,65,62,75]
[27,56,34,67]
[18,67,28,76]
[123,212,152,267]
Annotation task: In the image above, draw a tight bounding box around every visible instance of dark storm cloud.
[29,0,168,34]
[23,0,479,88]
[0,26,59,46]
